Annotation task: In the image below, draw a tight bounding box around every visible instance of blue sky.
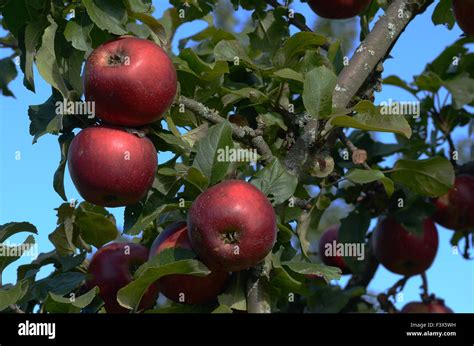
[0,0,472,312]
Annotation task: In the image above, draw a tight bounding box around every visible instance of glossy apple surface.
[85,36,177,127]
[68,125,157,207]
[307,0,372,19]
[86,243,159,313]
[434,175,474,231]
[372,217,438,276]
[453,0,474,36]
[401,300,453,313]
[150,221,229,305]
[188,180,277,272]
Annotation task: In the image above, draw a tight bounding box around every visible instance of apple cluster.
[68,36,178,207]
[317,174,474,313]
[87,180,277,312]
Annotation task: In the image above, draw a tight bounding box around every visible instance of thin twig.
[338,132,371,170]
[177,96,275,164]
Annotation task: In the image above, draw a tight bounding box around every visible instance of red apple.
[372,218,438,276]
[401,300,454,313]
[84,36,177,127]
[307,0,372,19]
[453,0,474,37]
[187,180,277,272]
[318,225,351,275]
[86,243,160,313]
[150,221,229,305]
[68,125,157,207]
[433,175,474,231]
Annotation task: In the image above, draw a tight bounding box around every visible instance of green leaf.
[125,0,152,13]
[307,285,364,313]
[64,12,94,53]
[20,20,47,92]
[28,94,63,143]
[214,40,255,68]
[44,287,99,313]
[0,57,18,97]
[390,157,455,197]
[432,0,456,29]
[0,222,38,243]
[0,235,36,273]
[129,12,167,46]
[36,16,69,98]
[0,281,29,312]
[193,121,233,185]
[303,66,337,118]
[48,223,76,256]
[83,0,127,35]
[217,272,246,311]
[338,207,371,273]
[346,169,384,184]
[153,168,182,197]
[281,261,341,283]
[75,207,118,248]
[212,305,233,313]
[117,259,210,310]
[415,71,443,92]
[443,73,474,109]
[181,123,209,148]
[272,68,304,83]
[394,197,436,235]
[53,133,74,201]
[330,100,412,139]
[251,159,297,205]
[273,32,327,69]
[295,204,324,259]
[30,272,86,301]
[383,75,418,96]
[124,191,191,234]
[257,112,287,131]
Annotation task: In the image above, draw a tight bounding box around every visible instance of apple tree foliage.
[0,0,472,313]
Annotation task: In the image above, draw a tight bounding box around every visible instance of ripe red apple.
[68,125,157,207]
[318,225,351,275]
[433,175,474,231]
[150,221,229,305]
[453,0,474,37]
[86,243,160,313]
[187,180,277,272]
[84,36,177,127]
[401,300,453,313]
[372,217,438,276]
[307,0,372,19]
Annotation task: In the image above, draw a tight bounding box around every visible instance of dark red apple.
[433,175,474,231]
[86,242,160,313]
[187,180,277,272]
[453,0,474,37]
[84,36,177,127]
[307,0,372,19]
[401,300,454,313]
[372,217,438,276]
[150,221,229,305]
[68,125,157,207]
[318,225,351,275]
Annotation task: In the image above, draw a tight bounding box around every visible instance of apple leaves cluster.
[0,0,472,313]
